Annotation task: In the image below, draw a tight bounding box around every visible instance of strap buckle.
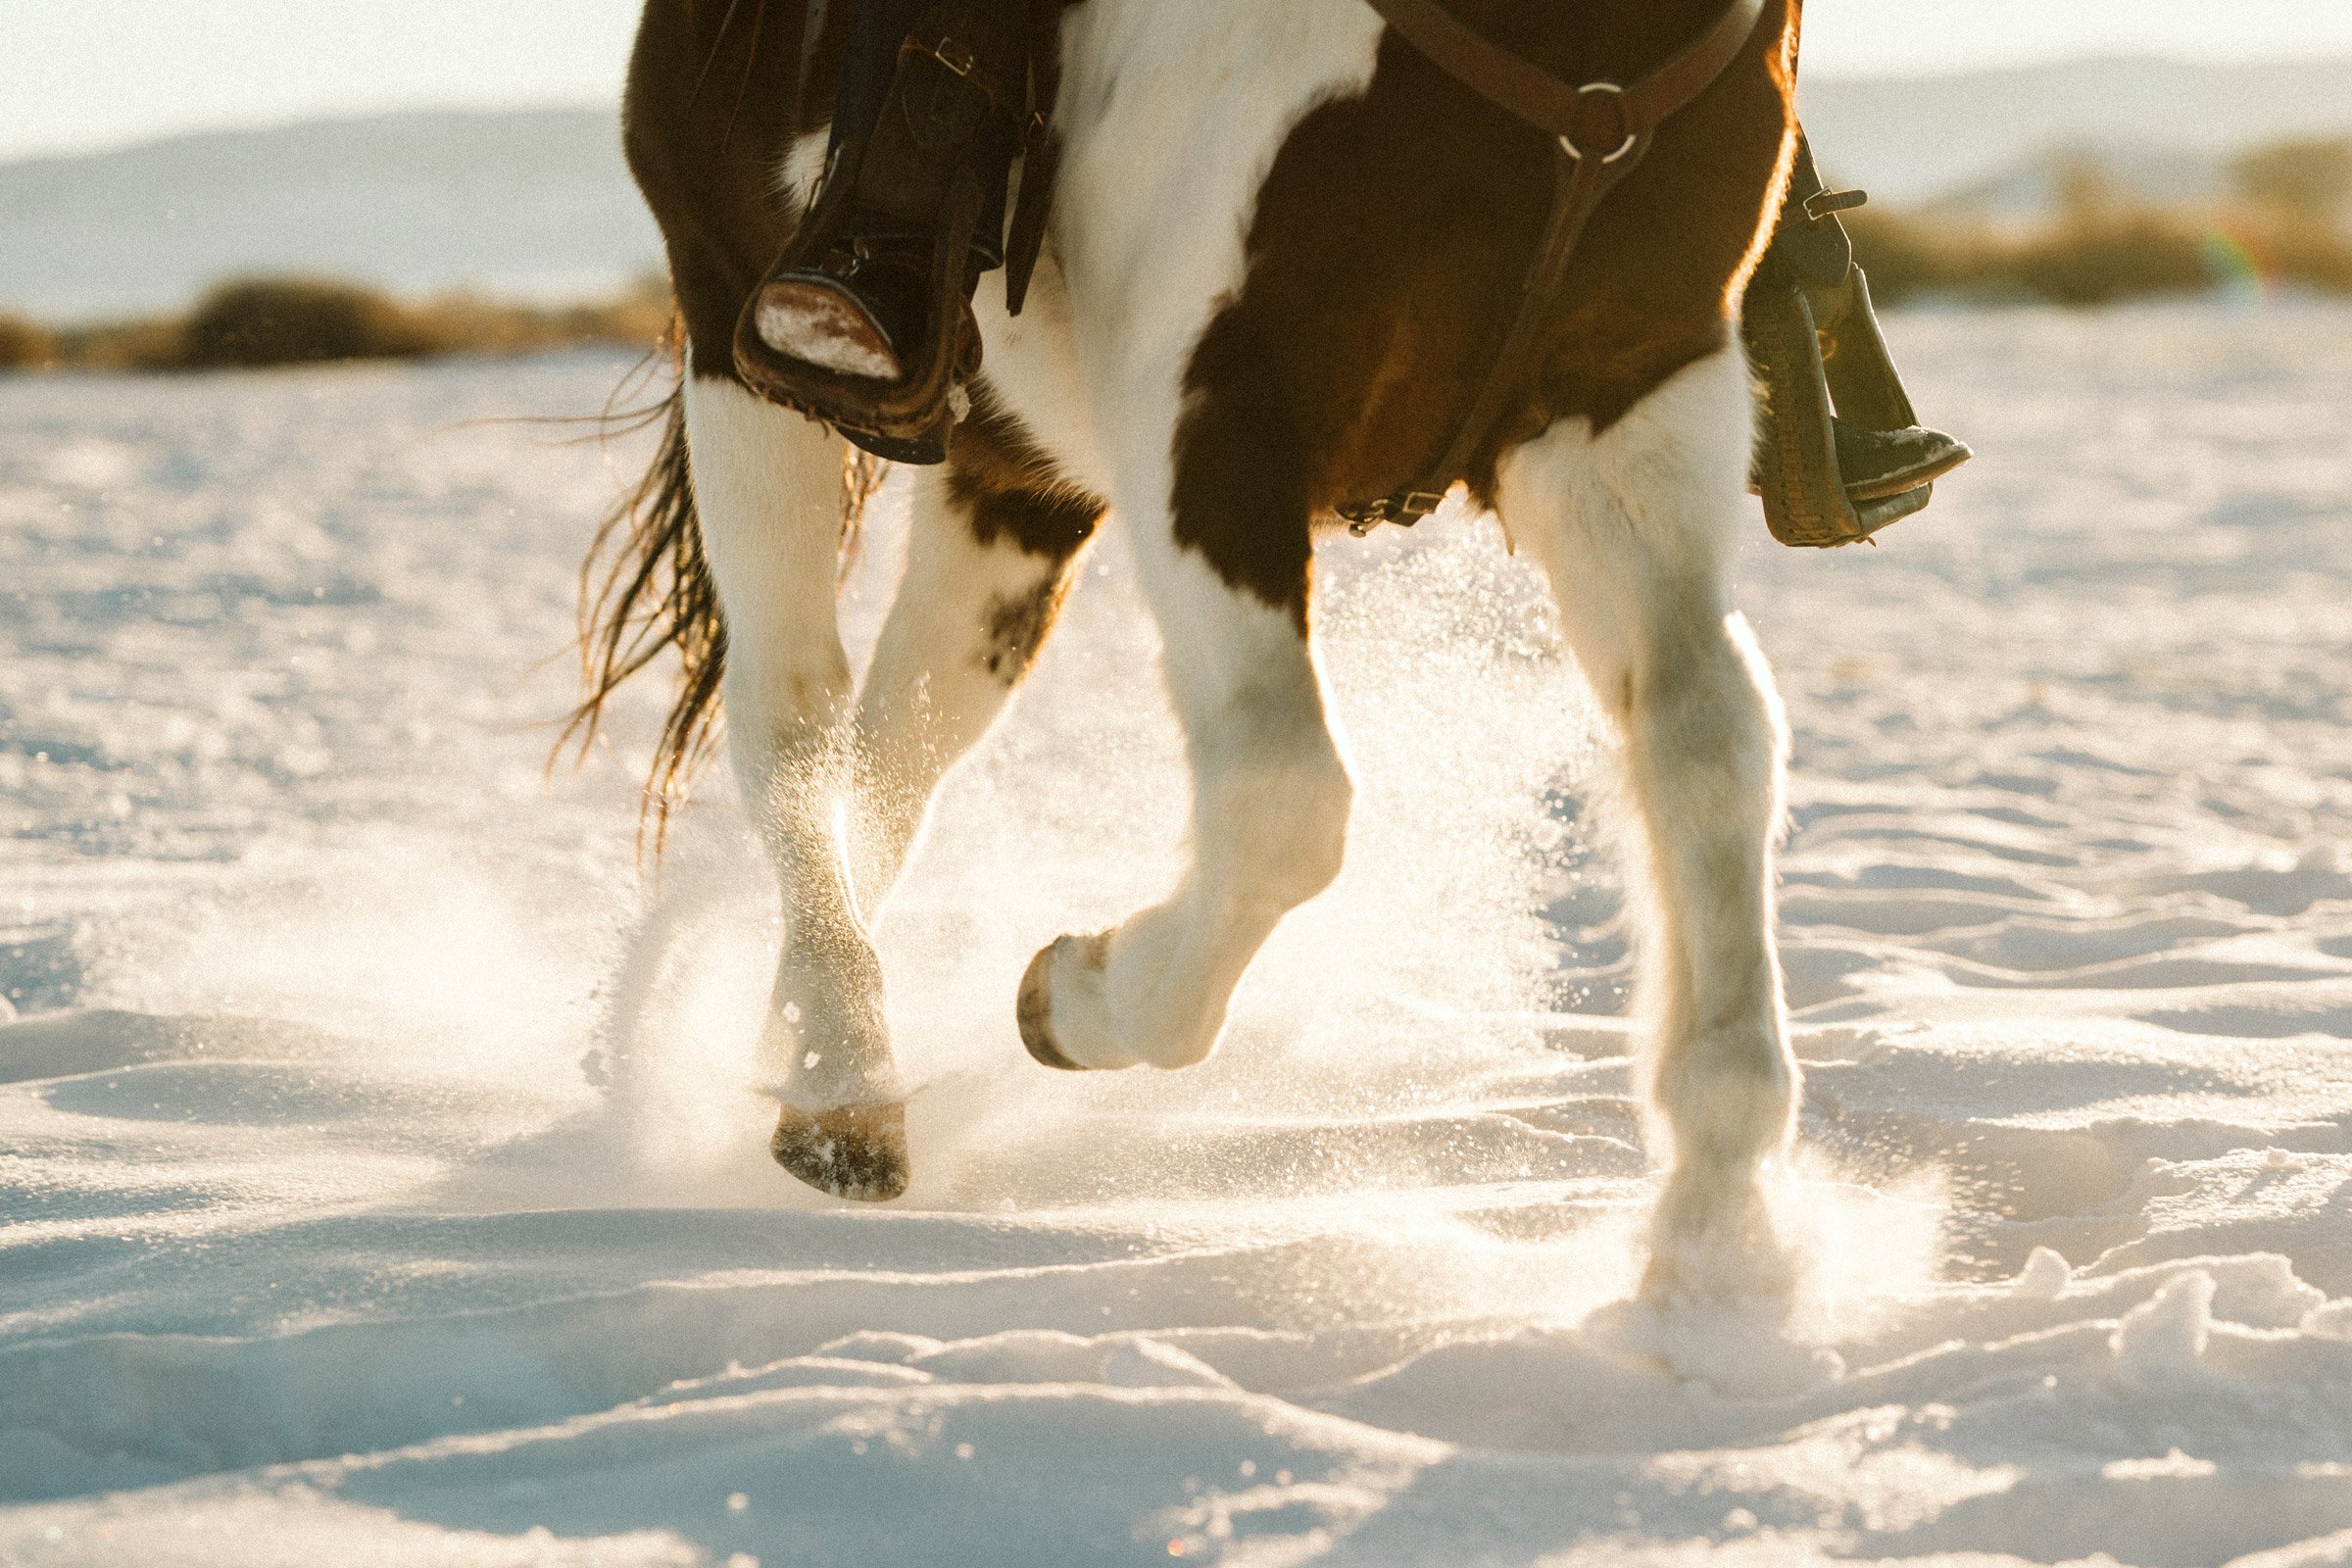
[1339,489,1447,537]
[924,38,979,78]
[1803,187,1869,222]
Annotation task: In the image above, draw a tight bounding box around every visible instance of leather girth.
[1340,0,1769,532]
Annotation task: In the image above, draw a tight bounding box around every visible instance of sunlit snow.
[3,306,2350,1565]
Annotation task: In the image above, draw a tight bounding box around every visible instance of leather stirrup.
[1747,278,1935,548]
[734,0,1029,464]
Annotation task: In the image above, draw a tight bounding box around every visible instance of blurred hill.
[1926,146,2230,223]
[6,54,2352,321]
[0,108,662,320]
[1801,54,2352,205]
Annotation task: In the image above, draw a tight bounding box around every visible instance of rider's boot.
[735,0,1030,465]
[1746,132,1973,546]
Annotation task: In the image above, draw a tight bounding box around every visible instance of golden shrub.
[0,313,56,370]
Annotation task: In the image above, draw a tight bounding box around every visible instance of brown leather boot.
[736,1,1031,465]
[1747,135,1972,547]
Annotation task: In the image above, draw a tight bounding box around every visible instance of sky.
[6,0,2352,163]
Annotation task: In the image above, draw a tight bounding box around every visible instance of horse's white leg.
[1016,476,1351,1073]
[1499,345,1799,1300]
[851,464,1099,907]
[684,373,906,1200]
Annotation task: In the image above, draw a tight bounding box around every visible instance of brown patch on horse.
[947,383,1105,555]
[979,578,1063,684]
[625,0,852,384]
[950,384,1102,684]
[1173,0,1794,619]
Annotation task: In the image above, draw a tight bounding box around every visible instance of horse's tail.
[564,342,884,853]
[564,345,725,851]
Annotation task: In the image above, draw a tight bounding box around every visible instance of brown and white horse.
[584,0,1803,1298]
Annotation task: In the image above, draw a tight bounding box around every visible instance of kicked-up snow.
[3,306,2351,1566]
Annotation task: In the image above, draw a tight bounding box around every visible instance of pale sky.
[6,0,2352,162]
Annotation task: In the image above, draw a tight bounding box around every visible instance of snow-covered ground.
[3,306,2350,1566]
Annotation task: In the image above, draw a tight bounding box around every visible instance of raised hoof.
[770,1102,909,1202]
[1017,940,1089,1071]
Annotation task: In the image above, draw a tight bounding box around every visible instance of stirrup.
[736,174,989,466]
[1751,131,1971,546]
[733,0,1030,465]
[1749,281,1937,549]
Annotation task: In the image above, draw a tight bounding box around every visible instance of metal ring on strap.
[1559,82,1640,166]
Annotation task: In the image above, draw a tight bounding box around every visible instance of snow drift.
[2,307,2350,1565]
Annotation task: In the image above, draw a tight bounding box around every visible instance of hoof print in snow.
[771,1102,910,1202]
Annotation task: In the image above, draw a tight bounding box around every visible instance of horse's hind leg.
[1499,346,1800,1301]
[1017,431,1351,1073]
[684,374,906,1200]
[850,452,1101,908]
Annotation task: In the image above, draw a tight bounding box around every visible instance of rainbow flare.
[2202,224,2279,306]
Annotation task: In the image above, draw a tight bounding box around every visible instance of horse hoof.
[1017,940,1089,1071]
[770,1102,909,1201]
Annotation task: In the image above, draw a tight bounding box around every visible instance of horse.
[579,0,1804,1298]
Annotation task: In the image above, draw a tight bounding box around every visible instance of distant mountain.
[0,107,662,320]
[1927,145,2233,223]
[8,55,2352,320]
[1800,55,2352,206]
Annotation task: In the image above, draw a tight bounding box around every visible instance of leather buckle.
[1558,82,1640,165]
[1340,489,1446,537]
[1803,187,1869,222]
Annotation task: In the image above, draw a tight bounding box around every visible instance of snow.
[4,304,2352,1565]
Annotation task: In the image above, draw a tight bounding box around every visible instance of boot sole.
[1845,441,1973,503]
[749,282,905,382]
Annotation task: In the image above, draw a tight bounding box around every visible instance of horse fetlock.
[1642,1163,1795,1306]
[1651,1020,1797,1173]
[1645,1042,1801,1304]
[760,941,898,1110]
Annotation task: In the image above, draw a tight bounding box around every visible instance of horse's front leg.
[1501,346,1800,1302]
[1017,419,1351,1072]
[850,454,1101,908]
[685,374,905,1200]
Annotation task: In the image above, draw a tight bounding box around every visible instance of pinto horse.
[583,0,1803,1292]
